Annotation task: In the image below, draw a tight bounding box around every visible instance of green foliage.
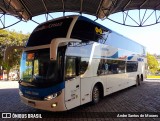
[0,29,30,80]
[147,53,159,74]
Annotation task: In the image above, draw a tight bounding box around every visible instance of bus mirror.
[50,38,81,60]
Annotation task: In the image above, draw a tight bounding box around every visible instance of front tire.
[92,85,100,104]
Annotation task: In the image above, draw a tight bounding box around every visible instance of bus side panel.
[64,77,80,110]
[80,77,104,105]
[127,72,137,86]
[105,73,128,95]
[80,77,93,105]
[100,75,112,96]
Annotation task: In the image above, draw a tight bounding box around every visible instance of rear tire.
[92,85,100,104]
[141,75,143,81]
[136,76,141,86]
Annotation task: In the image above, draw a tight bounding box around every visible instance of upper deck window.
[71,19,109,43]
[26,18,73,47]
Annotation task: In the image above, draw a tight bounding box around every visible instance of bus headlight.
[44,91,61,101]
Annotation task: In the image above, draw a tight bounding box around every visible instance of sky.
[4,12,160,55]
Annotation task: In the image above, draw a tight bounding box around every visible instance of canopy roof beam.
[1,0,160,28]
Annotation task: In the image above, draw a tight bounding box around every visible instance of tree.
[147,53,159,74]
[0,29,30,80]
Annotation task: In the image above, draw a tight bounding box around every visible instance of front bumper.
[20,89,67,112]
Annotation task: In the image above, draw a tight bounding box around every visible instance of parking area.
[0,79,160,121]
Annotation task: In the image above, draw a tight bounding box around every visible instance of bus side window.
[118,61,125,73]
[79,58,89,75]
[65,57,76,79]
[126,62,138,72]
[98,60,126,75]
[97,59,108,75]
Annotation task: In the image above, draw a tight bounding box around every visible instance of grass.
[147,75,160,79]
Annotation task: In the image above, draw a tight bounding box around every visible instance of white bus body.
[19,15,147,111]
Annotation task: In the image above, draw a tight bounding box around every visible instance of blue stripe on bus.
[107,52,118,58]
[93,52,119,59]
[127,56,133,60]
[19,81,65,98]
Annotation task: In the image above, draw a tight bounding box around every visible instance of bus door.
[64,57,80,110]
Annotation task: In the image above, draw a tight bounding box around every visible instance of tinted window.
[66,42,93,58]
[65,57,76,79]
[97,59,108,75]
[97,59,125,75]
[71,20,109,43]
[106,32,146,55]
[26,18,73,47]
[71,20,95,41]
[20,47,66,88]
[65,56,89,80]
[126,62,138,72]
[79,58,89,75]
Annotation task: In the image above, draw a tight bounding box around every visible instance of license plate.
[28,101,35,107]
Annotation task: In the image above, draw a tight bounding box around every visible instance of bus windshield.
[20,48,65,88]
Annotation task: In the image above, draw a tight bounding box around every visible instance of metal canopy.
[1,0,160,28]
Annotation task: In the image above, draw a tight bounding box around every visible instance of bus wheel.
[136,76,140,86]
[92,85,100,104]
[141,74,143,81]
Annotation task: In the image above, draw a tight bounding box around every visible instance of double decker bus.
[19,15,147,111]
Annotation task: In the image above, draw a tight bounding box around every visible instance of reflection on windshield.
[20,49,59,87]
